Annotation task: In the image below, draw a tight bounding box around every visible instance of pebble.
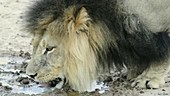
[140,90,144,94]
[21,78,30,85]
[16,77,30,85]
[4,86,12,91]
[162,89,166,91]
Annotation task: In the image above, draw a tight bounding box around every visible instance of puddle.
[0,54,50,95]
[87,81,109,94]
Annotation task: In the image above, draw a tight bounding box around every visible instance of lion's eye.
[46,47,53,51]
[44,47,55,55]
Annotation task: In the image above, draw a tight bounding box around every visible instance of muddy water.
[0,54,51,95]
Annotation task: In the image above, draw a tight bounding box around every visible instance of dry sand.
[0,0,170,96]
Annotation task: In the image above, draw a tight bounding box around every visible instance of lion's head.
[26,27,65,83]
[26,6,110,92]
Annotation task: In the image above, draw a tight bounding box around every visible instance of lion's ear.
[74,7,91,33]
[64,6,91,34]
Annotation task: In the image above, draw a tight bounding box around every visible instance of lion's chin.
[39,78,63,88]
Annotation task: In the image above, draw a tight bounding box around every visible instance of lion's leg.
[131,59,170,89]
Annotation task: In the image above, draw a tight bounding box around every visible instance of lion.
[25,0,170,92]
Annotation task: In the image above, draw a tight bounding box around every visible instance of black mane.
[26,0,170,74]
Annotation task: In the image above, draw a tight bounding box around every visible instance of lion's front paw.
[131,76,165,89]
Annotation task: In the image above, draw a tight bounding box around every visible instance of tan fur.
[31,15,54,53]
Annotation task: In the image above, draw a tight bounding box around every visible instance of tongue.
[38,78,62,88]
[38,83,51,88]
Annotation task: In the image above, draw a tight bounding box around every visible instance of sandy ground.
[0,0,170,96]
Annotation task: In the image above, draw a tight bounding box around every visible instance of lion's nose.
[29,73,37,79]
